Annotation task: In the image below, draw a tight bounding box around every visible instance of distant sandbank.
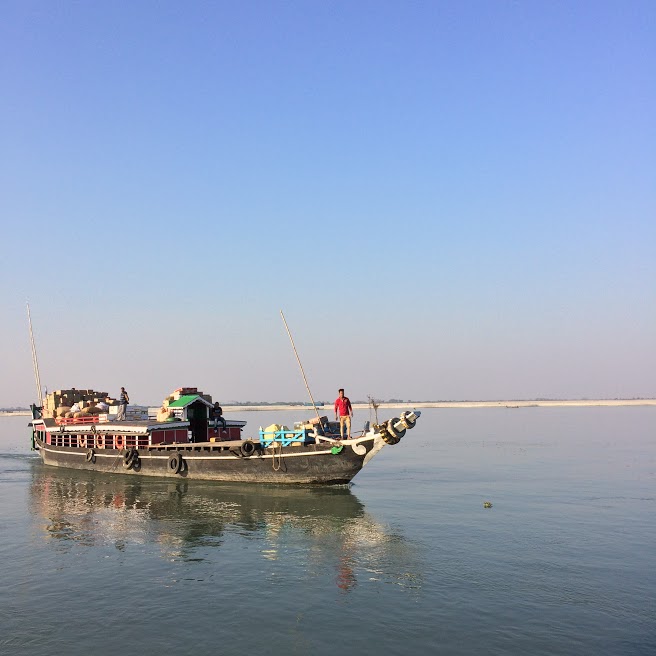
[221,399,656,412]
[2,399,654,417]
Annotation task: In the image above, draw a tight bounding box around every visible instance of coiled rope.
[271,441,283,471]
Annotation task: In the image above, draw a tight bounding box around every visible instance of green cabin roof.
[167,394,200,408]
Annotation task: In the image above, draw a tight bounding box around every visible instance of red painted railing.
[55,416,100,425]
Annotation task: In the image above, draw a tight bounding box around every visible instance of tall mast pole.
[26,302,43,406]
[280,310,323,426]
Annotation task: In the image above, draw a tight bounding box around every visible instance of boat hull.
[35,435,387,485]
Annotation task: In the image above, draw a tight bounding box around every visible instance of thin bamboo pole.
[26,302,43,406]
[279,310,323,427]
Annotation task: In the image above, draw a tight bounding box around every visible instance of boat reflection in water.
[29,462,422,592]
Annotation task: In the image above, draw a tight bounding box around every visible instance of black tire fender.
[400,411,416,430]
[123,447,138,469]
[86,448,95,463]
[168,452,183,474]
[386,418,406,441]
[239,440,256,457]
[381,431,400,445]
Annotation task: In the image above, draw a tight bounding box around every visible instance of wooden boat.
[29,388,421,485]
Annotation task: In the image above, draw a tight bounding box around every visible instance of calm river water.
[1,407,654,655]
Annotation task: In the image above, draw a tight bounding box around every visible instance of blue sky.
[1,1,654,406]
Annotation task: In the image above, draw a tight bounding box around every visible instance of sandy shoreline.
[6,399,656,417]
[220,399,656,412]
[2,399,654,417]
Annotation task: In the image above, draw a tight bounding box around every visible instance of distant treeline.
[0,407,29,412]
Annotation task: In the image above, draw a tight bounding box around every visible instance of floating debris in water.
[483,501,493,508]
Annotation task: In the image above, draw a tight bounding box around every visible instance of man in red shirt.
[334,388,353,439]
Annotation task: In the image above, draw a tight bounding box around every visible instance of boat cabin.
[164,389,242,442]
[169,394,212,442]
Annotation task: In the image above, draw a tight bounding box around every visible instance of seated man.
[210,402,227,431]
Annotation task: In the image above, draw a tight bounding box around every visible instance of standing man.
[334,388,353,439]
[117,386,129,421]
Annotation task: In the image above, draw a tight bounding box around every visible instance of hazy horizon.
[3,394,656,411]
[2,2,654,407]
